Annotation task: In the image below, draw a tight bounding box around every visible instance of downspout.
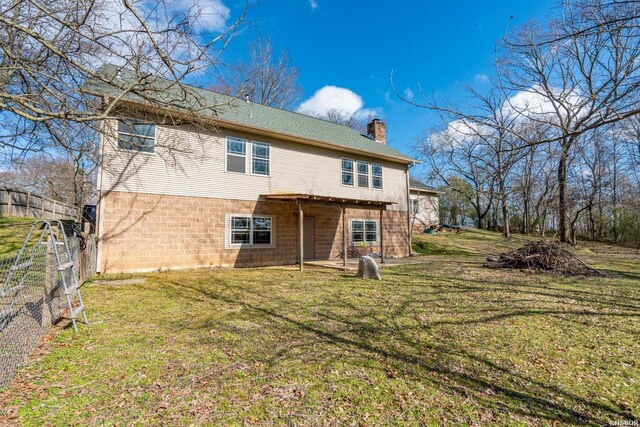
[406,162,416,256]
[95,118,107,273]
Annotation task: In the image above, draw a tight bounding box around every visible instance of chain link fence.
[0,233,95,387]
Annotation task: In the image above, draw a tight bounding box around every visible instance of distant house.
[409,180,440,232]
[84,65,420,273]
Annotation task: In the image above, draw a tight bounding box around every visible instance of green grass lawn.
[0,217,38,257]
[2,231,639,426]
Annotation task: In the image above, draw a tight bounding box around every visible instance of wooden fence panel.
[0,188,79,220]
[77,235,97,284]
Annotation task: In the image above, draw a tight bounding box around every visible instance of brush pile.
[484,241,600,276]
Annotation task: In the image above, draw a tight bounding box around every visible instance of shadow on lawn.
[597,268,640,281]
[399,266,640,311]
[157,273,638,426]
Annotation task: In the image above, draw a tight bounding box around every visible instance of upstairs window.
[252,142,270,176]
[411,198,419,214]
[342,159,354,186]
[372,163,383,189]
[357,161,369,188]
[351,220,378,244]
[117,119,155,152]
[226,138,247,173]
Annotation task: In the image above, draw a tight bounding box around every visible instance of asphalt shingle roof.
[83,64,417,163]
[409,179,439,193]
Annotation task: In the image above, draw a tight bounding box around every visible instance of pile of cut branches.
[484,241,600,276]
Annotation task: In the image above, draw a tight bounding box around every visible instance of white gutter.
[95,120,107,273]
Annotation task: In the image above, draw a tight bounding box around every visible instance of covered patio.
[262,193,397,271]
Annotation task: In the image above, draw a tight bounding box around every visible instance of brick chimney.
[367,118,386,144]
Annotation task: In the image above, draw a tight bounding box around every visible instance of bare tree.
[418,125,495,229]
[312,108,370,133]
[411,86,526,236]
[213,37,302,110]
[0,0,245,163]
[501,0,640,242]
[2,153,94,207]
[523,0,640,47]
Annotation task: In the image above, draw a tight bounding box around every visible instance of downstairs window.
[228,215,273,246]
[351,220,378,244]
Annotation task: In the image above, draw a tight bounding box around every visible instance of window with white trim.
[341,158,354,186]
[117,119,155,152]
[229,215,272,246]
[357,161,369,188]
[226,138,247,173]
[351,220,378,244]
[252,216,272,244]
[411,198,419,214]
[230,216,250,244]
[252,142,270,175]
[372,163,383,189]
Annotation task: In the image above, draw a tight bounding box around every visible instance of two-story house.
[85,65,419,273]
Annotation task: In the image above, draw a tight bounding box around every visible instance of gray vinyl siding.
[100,120,409,211]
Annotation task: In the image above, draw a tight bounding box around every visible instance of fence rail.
[0,232,95,387]
[0,188,79,220]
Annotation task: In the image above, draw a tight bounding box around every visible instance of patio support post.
[342,206,347,267]
[298,203,304,271]
[380,208,385,263]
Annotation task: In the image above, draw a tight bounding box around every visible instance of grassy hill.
[0,217,39,257]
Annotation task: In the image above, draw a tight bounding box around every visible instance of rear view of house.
[86,66,419,273]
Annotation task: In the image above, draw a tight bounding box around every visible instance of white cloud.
[502,85,584,120]
[430,85,589,149]
[309,0,318,10]
[298,85,367,117]
[403,87,414,100]
[85,0,231,73]
[503,88,554,116]
[173,0,230,33]
[474,74,490,83]
[297,86,382,123]
[384,92,396,105]
[100,0,230,34]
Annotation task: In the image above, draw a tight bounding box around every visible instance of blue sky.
[219,0,558,156]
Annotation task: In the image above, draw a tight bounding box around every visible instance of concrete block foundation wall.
[98,191,410,273]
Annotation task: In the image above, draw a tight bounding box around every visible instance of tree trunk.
[558,147,570,243]
[524,198,530,235]
[612,140,619,242]
[501,197,510,237]
[588,204,595,241]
